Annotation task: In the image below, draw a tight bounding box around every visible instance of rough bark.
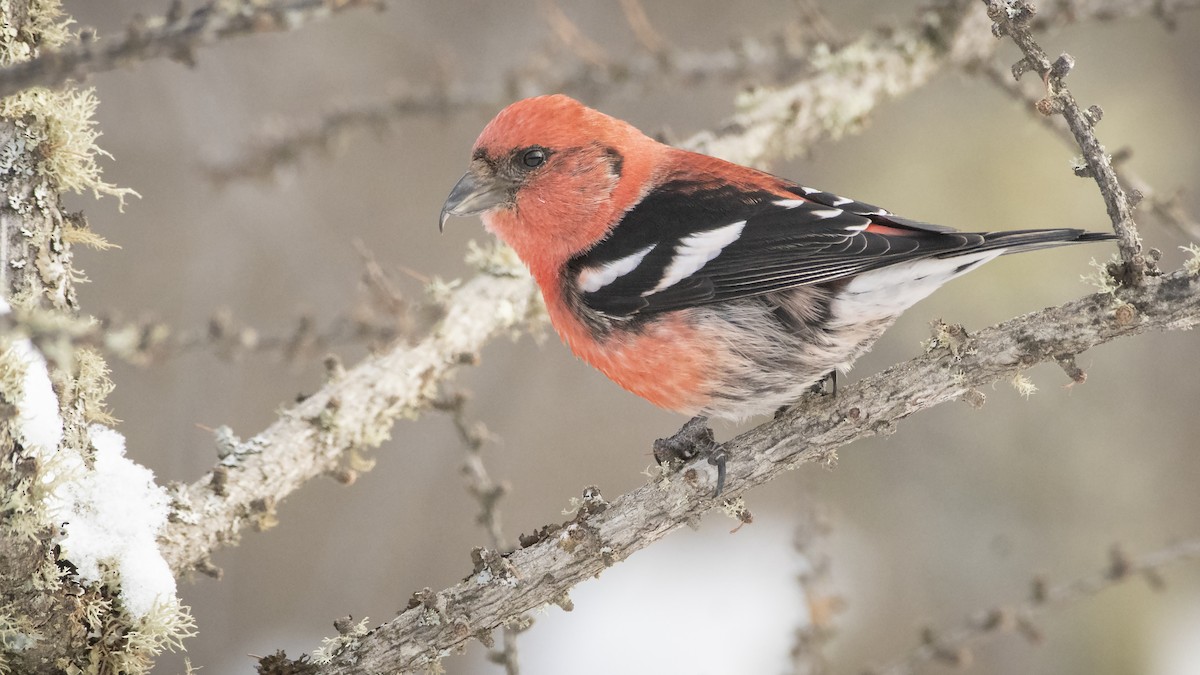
[311,269,1200,672]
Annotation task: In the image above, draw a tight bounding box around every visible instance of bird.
[440,94,1113,489]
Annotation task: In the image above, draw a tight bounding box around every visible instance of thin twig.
[790,0,843,46]
[159,254,540,576]
[971,59,1200,243]
[617,0,670,57]
[432,392,525,674]
[209,0,1200,184]
[538,0,608,66]
[873,539,1200,675]
[0,246,421,367]
[790,506,841,675]
[0,0,383,99]
[984,0,1147,282]
[205,87,493,184]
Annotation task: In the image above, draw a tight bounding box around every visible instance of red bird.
[441,95,1112,427]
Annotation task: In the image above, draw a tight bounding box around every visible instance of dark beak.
[439,169,510,232]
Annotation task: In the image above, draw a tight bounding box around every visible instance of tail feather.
[948,229,1117,258]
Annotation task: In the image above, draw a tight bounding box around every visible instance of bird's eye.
[520,148,547,169]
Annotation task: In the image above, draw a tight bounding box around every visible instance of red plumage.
[441,95,1114,421]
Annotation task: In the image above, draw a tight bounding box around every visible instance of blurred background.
[63,1,1200,673]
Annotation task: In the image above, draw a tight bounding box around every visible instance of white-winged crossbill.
[441,95,1113,425]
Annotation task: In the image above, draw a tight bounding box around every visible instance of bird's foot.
[653,415,726,497]
[808,370,838,397]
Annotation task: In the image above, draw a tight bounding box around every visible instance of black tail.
[938,229,1117,258]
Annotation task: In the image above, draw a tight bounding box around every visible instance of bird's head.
[441,95,662,272]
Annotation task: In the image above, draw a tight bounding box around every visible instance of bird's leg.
[653,415,726,497]
[808,370,838,396]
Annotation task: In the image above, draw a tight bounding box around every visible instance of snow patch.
[0,297,63,455]
[54,425,176,618]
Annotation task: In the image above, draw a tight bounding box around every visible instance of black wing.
[566,180,1108,318]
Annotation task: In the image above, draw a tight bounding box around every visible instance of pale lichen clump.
[0,0,74,66]
[0,87,139,207]
[464,239,525,278]
[1180,243,1200,277]
[1080,254,1123,296]
[1010,372,1038,399]
[0,609,41,675]
[312,616,371,665]
[1,308,194,671]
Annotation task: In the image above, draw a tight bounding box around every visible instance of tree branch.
[171,0,1004,578]
[874,539,1200,674]
[970,60,1200,243]
[207,0,1200,183]
[309,269,1200,671]
[142,0,1197,664]
[158,254,540,576]
[984,0,1148,282]
[0,0,384,100]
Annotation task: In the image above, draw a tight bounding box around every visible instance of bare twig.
[441,394,509,551]
[790,506,841,675]
[434,392,525,674]
[1025,0,1200,31]
[984,0,1147,282]
[309,267,1200,672]
[617,0,670,57]
[0,245,420,367]
[874,539,1200,675]
[211,0,1200,183]
[972,60,1200,243]
[206,87,493,184]
[790,0,843,46]
[0,0,384,100]
[538,0,608,67]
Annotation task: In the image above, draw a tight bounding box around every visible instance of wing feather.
[565,177,1102,317]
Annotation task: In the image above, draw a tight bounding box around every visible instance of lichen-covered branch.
[686,1,992,166]
[874,539,1200,675]
[984,0,1147,282]
[0,0,384,100]
[0,2,195,672]
[307,269,1200,671]
[158,252,540,576]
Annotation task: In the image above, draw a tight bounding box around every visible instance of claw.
[808,370,838,396]
[708,447,727,497]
